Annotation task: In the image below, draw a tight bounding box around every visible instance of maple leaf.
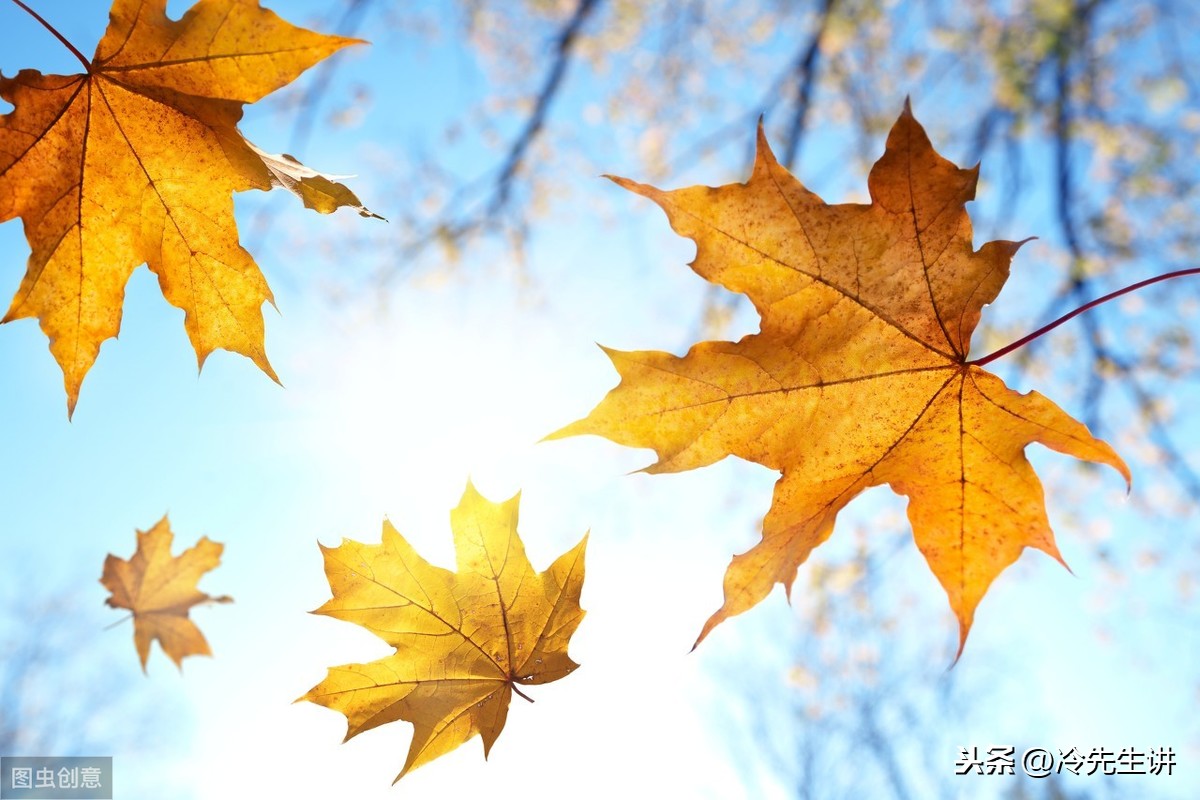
[100,515,232,672]
[0,0,379,415]
[552,102,1130,657]
[300,482,588,781]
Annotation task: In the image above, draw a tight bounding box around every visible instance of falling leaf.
[245,141,383,220]
[0,0,379,414]
[100,515,232,672]
[301,482,587,782]
[552,102,1129,657]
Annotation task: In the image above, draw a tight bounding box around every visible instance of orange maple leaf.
[100,515,232,672]
[552,102,1130,657]
[0,0,379,414]
[300,482,587,781]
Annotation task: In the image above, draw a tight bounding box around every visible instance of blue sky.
[1,2,1197,798]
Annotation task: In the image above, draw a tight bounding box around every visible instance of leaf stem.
[510,681,535,703]
[968,267,1200,367]
[8,0,91,70]
[103,613,132,631]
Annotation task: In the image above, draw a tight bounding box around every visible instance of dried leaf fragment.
[300,482,587,782]
[552,102,1130,657]
[100,515,232,672]
[245,142,383,220]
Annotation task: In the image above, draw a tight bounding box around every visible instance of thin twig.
[488,0,602,213]
[780,0,837,170]
[291,0,371,156]
[379,0,602,278]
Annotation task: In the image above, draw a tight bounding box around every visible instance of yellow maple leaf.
[100,515,232,672]
[552,102,1130,657]
[0,0,379,415]
[300,482,588,781]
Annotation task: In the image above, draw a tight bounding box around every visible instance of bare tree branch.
[245,0,375,253]
[780,0,838,170]
[489,0,602,214]
[378,0,604,279]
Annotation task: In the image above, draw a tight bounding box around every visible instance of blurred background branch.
[257,0,1199,503]
[239,2,1199,794]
